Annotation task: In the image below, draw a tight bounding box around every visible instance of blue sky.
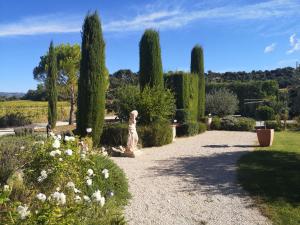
[1,0,300,92]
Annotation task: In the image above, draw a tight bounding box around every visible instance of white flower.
[65,149,73,156]
[100,196,105,207]
[86,179,92,186]
[36,193,46,202]
[109,191,114,197]
[52,139,60,149]
[66,182,75,189]
[92,190,101,201]
[74,188,81,193]
[37,170,47,183]
[83,195,91,202]
[17,205,30,220]
[50,191,66,205]
[56,187,61,191]
[59,158,63,161]
[80,153,86,159]
[102,151,108,156]
[56,134,62,140]
[87,169,94,177]
[64,136,75,142]
[102,169,109,179]
[3,185,10,192]
[50,149,61,157]
[86,128,92,133]
[74,195,82,203]
[49,132,55,137]
[20,146,25,150]
[101,147,105,152]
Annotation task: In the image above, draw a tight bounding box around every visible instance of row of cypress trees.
[47,13,205,146]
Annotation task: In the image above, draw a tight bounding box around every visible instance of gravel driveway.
[113,131,271,225]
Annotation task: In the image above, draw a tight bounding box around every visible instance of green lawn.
[237,131,300,225]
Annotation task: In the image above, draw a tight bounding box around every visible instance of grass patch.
[237,131,300,225]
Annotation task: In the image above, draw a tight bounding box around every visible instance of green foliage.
[255,105,275,121]
[210,117,221,130]
[237,131,300,225]
[165,72,199,122]
[0,135,130,224]
[191,45,205,120]
[265,120,282,131]
[206,80,279,117]
[100,122,173,147]
[101,123,128,146]
[139,29,163,89]
[47,41,58,128]
[218,116,255,131]
[139,122,173,147]
[177,121,207,137]
[0,135,37,183]
[77,12,108,146]
[206,88,239,117]
[113,85,176,125]
[289,86,300,117]
[0,112,32,128]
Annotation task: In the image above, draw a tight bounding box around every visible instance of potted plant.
[255,105,275,147]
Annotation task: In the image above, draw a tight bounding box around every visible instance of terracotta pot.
[256,129,274,147]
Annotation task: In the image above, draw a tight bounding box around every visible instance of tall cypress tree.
[191,45,205,120]
[139,29,163,89]
[77,12,107,146]
[47,41,58,128]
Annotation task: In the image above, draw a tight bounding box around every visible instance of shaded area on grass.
[148,150,250,196]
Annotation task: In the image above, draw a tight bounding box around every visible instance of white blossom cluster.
[102,169,109,179]
[91,190,105,207]
[49,191,66,205]
[37,170,48,183]
[17,205,30,220]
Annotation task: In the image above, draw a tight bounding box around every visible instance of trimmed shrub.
[191,45,205,120]
[100,122,173,147]
[139,122,173,147]
[220,116,255,131]
[265,120,282,131]
[206,88,239,117]
[177,121,206,137]
[211,117,221,130]
[101,123,128,146]
[165,72,199,122]
[139,29,163,89]
[255,105,275,121]
[14,127,34,136]
[0,113,32,128]
[77,12,107,146]
[47,41,58,128]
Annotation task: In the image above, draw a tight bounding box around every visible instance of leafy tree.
[33,44,80,124]
[255,105,275,121]
[191,45,205,120]
[139,29,163,89]
[47,41,58,128]
[206,88,239,117]
[77,12,108,146]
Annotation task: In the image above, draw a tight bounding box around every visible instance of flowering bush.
[0,134,129,224]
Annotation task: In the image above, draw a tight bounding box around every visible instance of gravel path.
[113,131,271,225]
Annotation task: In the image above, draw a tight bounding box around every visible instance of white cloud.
[0,0,299,36]
[264,43,276,53]
[287,33,300,54]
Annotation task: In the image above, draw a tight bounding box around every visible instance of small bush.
[177,121,206,137]
[139,122,173,147]
[14,127,34,136]
[101,123,128,146]
[255,105,275,121]
[0,113,32,128]
[211,117,221,130]
[265,120,282,131]
[221,116,255,131]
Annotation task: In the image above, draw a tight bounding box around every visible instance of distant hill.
[0,92,25,98]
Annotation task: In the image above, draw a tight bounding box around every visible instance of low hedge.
[0,113,32,128]
[100,122,173,147]
[210,116,255,131]
[176,121,207,137]
[265,120,282,131]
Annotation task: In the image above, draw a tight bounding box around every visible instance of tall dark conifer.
[47,41,58,128]
[77,12,107,146]
[191,45,205,120]
[139,29,163,89]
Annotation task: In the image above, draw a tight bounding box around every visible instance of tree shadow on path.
[148,150,250,197]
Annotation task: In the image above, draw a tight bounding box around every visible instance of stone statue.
[124,110,138,157]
